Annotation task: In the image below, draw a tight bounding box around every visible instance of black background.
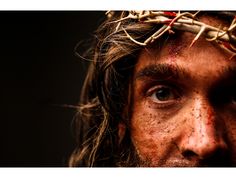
[0,11,104,167]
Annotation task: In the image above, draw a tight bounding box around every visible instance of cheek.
[130,106,183,164]
[224,116,236,160]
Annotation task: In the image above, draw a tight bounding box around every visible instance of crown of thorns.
[107,11,236,58]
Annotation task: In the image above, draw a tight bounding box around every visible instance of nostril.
[182,150,198,159]
[181,145,230,166]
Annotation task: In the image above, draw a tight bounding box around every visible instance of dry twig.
[107,11,236,56]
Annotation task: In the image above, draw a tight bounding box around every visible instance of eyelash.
[213,87,236,107]
[146,84,181,108]
[230,92,236,106]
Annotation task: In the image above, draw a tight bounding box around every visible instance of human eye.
[215,86,236,108]
[224,86,236,107]
[147,85,181,108]
[230,92,236,106]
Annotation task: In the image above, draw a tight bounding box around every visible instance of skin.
[129,18,236,167]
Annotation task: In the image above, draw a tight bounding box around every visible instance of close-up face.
[130,17,236,167]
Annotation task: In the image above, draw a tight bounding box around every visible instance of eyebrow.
[135,63,190,81]
[135,63,236,84]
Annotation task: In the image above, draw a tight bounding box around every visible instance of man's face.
[130,18,236,166]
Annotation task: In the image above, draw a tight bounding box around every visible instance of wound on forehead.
[168,35,187,59]
[148,32,188,61]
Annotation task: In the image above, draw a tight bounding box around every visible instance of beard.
[117,143,234,167]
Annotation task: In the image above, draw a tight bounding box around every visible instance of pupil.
[156,88,170,101]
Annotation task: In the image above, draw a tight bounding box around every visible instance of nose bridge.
[181,96,227,159]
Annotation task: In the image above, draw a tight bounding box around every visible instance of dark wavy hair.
[68,11,162,167]
[69,11,236,167]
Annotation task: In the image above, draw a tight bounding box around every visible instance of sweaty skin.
[129,19,236,166]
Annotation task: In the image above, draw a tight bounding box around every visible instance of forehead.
[135,16,236,77]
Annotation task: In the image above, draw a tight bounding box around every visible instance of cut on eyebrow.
[135,63,190,81]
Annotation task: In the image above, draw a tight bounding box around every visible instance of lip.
[161,157,234,167]
[142,157,201,167]
[161,159,200,167]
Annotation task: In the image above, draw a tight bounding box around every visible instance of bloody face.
[129,17,236,167]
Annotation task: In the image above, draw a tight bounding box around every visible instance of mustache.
[198,153,233,167]
[120,148,235,167]
[117,137,235,167]
[135,157,234,167]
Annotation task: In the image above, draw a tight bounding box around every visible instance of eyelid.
[146,84,180,97]
[211,86,236,107]
[147,84,181,105]
[231,94,236,105]
[145,87,180,110]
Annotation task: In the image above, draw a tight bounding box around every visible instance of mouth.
[137,156,234,167]
[159,157,234,167]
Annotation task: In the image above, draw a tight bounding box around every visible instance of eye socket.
[224,87,236,106]
[149,85,179,103]
[231,94,236,105]
[211,87,236,107]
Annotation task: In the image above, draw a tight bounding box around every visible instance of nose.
[179,97,228,161]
